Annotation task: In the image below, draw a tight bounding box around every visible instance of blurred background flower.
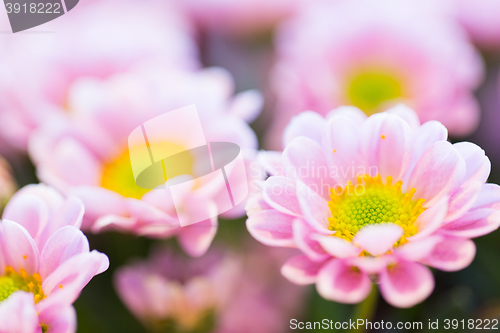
[28,65,262,257]
[0,0,198,156]
[115,245,305,333]
[267,0,483,148]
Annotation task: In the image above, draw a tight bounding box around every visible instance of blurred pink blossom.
[268,0,483,148]
[29,66,263,257]
[174,0,303,38]
[0,0,198,155]
[247,105,500,308]
[0,184,109,332]
[115,246,303,333]
[453,0,500,50]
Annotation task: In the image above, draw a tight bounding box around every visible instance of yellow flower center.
[346,70,405,115]
[328,175,425,243]
[101,142,193,199]
[0,266,45,303]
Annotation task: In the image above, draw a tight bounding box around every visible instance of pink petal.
[38,137,102,187]
[257,151,284,176]
[348,256,392,275]
[282,137,334,199]
[326,106,367,124]
[411,196,448,240]
[296,181,333,234]
[261,176,301,216]
[292,219,330,262]
[314,235,362,258]
[68,186,128,230]
[38,303,76,333]
[178,216,218,257]
[246,210,295,247]
[113,267,153,319]
[402,121,448,184]
[126,199,179,229]
[316,259,372,304]
[0,292,39,333]
[227,89,263,123]
[420,237,476,272]
[353,224,403,256]
[245,195,273,216]
[453,142,490,185]
[281,255,326,285]
[470,183,500,210]
[0,220,39,274]
[2,193,49,241]
[386,104,420,131]
[42,251,109,304]
[283,111,326,147]
[394,235,443,261]
[9,184,65,212]
[91,215,137,234]
[141,187,177,214]
[361,113,412,180]
[322,115,362,184]
[379,260,434,308]
[441,209,500,238]
[444,181,482,222]
[36,197,85,250]
[407,141,465,207]
[39,226,90,280]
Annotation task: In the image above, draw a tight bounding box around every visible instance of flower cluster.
[0,0,499,329]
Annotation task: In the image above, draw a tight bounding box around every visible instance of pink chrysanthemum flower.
[29,66,262,257]
[247,105,500,308]
[115,247,302,333]
[0,184,109,332]
[0,0,197,156]
[268,0,483,148]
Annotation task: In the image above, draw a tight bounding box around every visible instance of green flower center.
[328,175,425,243]
[0,267,45,303]
[346,71,404,115]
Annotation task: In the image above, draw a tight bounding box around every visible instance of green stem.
[349,284,379,333]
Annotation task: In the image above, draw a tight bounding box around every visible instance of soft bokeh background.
[1,0,500,332]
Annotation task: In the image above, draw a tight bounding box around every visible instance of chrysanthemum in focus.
[115,247,302,333]
[29,66,263,257]
[269,0,483,148]
[0,0,198,156]
[247,105,500,307]
[0,184,109,332]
